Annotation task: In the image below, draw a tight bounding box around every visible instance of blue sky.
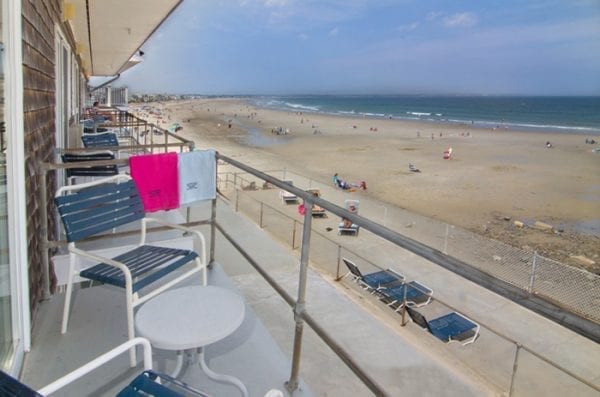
[118,0,600,96]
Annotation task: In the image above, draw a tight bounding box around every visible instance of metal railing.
[214,159,599,396]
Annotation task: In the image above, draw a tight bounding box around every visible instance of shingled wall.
[21,0,70,318]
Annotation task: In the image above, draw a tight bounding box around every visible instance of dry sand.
[134,98,600,272]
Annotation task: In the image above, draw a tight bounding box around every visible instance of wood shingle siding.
[22,0,64,318]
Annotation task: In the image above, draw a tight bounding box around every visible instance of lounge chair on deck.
[61,151,119,185]
[306,189,326,217]
[279,180,298,204]
[342,258,404,293]
[405,307,480,345]
[338,199,360,235]
[81,118,109,134]
[0,338,210,396]
[379,280,433,309]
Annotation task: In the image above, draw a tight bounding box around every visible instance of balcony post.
[286,203,313,392]
[39,168,51,299]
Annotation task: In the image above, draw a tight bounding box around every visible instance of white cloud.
[329,27,339,36]
[426,11,443,21]
[443,12,477,28]
[264,0,292,7]
[297,33,308,40]
[396,21,419,32]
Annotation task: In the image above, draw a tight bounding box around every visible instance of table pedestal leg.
[171,350,188,378]
[198,347,248,397]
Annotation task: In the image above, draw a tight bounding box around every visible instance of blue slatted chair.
[82,132,119,148]
[342,257,404,293]
[55,175,207,366]
[406,307,480,345]
[379,280,433,309]
[0,338,210,396]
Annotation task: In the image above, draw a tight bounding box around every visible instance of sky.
[117,0,600,96]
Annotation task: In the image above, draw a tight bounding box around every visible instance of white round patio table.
[135,285,247,397]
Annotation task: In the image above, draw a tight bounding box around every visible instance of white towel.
[178,150,216,206]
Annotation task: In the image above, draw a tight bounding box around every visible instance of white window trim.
[4,0,31,376]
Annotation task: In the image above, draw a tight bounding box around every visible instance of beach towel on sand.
[130,152,179,212]
[178,150,217,205]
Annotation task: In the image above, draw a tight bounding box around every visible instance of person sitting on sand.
[310,190,325,213]
[333,173,340,186]
[546,141,553,148]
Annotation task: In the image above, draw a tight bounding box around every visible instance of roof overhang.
[64,0,182,77]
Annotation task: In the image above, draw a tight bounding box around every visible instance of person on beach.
[546,141,553,148]
[333,173,340,186]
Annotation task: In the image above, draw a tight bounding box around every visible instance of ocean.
[251,95,600,135]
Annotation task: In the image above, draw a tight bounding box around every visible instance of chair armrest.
[142,217,207,265]
[69,245,132,280]
[386,268,406,282]
[38,338,153,396]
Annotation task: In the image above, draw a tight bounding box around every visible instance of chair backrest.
[0,371,42,397]
[306,188,320,197]
[405,307,432,333]
[345,199,359,214]
[55,178,145,242]
[342,258,363,278]
[82,132,119,148]
[62,151,118,177]
[82,118,109,133]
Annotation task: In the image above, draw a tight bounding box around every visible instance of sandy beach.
[134,98,600,272]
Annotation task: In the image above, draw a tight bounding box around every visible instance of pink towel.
[130,152,179,212]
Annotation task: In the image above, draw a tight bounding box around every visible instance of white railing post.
[528,251,538,293]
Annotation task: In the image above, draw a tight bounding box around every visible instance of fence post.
[528,251,538,293]
[259,202,264,228]
[207,199,217,268]
[335,245,343,280]
[509,344,521,396]
[443,224,449,254]
[235,189,239,212]
[291,220,297,249]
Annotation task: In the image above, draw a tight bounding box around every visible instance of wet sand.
[132,98,600,272]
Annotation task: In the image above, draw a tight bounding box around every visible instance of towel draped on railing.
[130,150,216,212]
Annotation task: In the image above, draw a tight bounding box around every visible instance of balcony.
[17,111,600,396]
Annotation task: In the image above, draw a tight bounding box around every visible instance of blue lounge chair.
[81,131,119,148]
[342,258,404,293]
[0,338,210,396]
[379,280,433,309]
[55,175,207,366]
[406,307,480,345]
